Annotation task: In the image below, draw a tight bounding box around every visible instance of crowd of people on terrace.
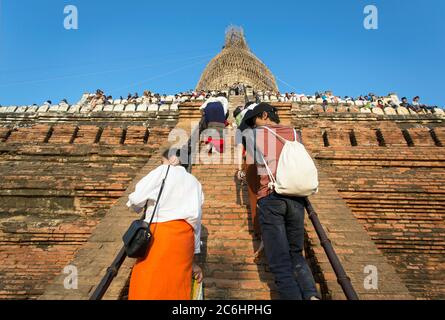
[255,91,441,113]
[76,88,442,113]
[80,89,228,107]
[2,88,443,113]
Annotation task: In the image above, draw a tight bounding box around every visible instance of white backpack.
[259,127,319,197]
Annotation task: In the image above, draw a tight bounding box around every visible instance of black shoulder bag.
[123,165,171,259]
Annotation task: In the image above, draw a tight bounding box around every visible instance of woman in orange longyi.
[126,148,204,300]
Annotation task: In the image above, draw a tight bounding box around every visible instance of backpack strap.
[143,165,171,224]
[260,126,298,143]
[253,128,276,189]
[259,152,277,189]
[297,130,304,145]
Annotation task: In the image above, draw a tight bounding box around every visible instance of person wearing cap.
[242,103,320,300]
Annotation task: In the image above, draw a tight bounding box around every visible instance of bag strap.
[253,128,276,188]
[255,127,299,190]
[259,152,277,186]
[260,126,298,143]
[142,165,171,225]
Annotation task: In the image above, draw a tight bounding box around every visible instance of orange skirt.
[128,219,194,300]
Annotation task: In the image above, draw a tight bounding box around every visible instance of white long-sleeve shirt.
[199,97,229,116]
[126,165,204,254]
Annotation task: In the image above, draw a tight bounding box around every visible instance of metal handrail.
[304,198,359,300]
[89,247,127,300]
[296,129,358,300]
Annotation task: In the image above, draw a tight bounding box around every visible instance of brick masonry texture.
[292,112,444,300]
[0,121,172,299]
[0,105,443,300]
[189,143,277,300]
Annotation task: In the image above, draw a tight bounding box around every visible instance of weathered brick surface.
[191,153,277,300]
[292,113,444,299]
[354,128,380,147]
[0,128,11,142]
[49,125,77,144]
[290,114,444,300]
[305,168,413,300]
[6,125,50,144]
[314,147,445,300]
[432,127,445,146]
[0,123,172,299]
[125,126,149,145]
[74,125,100,144]
[1,107,443,300]
[408,128,436,147]
[38,152,167,300]
[100,127,124,145]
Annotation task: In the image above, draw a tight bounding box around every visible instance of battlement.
[0,100,444,301]
[0,124,172,299]
[1,101,443,119]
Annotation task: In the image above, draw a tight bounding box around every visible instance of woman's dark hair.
[162,148,181,162]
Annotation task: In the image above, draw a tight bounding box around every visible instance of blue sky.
[0,0,444,106]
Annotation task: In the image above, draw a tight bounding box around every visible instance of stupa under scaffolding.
[196,26,279,93]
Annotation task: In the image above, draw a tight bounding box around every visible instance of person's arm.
[236,143,244,171]
[222,98,229,116]
[126,166,164,212]
[199,99,208,112]
[234,129,246,180]
[192,185,204,283]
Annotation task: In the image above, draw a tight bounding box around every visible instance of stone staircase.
[228,95,247,119]
[27,102,443,300]
[192,129,277,299]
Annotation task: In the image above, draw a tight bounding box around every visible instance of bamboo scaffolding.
[196,26,279,92]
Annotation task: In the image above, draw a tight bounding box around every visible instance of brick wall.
[0,123,172,299]
[1,105,444,300]
[295,117,445,300]
[191,157,277,300]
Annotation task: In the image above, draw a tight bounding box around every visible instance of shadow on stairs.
[192,160,278,299]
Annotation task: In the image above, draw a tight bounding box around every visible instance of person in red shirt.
[243,103,320,300]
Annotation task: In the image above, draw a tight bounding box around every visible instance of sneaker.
[310,296,320,301]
